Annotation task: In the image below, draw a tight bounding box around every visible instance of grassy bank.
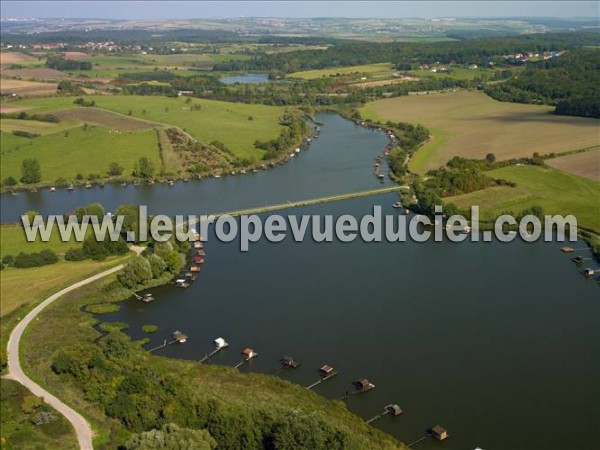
[445,165,600,233]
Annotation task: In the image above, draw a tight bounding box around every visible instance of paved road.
[6,264,125,450]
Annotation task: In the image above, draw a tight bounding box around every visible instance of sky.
[1,1,598,20]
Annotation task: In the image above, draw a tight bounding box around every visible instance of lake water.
[219,73,270,84]
[105,196,599,450]
[3,113,598,449]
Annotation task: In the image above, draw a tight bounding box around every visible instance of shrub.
[2,176,18,187]
[65,248,87,261]
[13,250,58,268]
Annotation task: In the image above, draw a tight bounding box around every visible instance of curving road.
[6,264,125,450]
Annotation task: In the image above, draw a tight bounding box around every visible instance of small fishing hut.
[571,256,584,264]
[561,246,574,253]
[175,279,190,288]
[190,265,200,273]
[319,365,335,377]
[194,242,203,249]
[142,293,154,303]
[385,404,403,416]
[194,256,204,264]
[583,268,596,277]
[429,425,449,441]
[281,356,301,368]
[242,348,258,361]
[353,379,376,392]
[214,337,229,349]
[172,330,188,343]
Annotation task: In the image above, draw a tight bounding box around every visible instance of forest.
[485,49,600,118]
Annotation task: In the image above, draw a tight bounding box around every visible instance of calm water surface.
[104,196,599,450]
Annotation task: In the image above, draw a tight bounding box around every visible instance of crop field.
[546,149,600,181]
[445,165,600,232]
[62,51,90,60]
[0,126,160,183]
[361,91,600,173]
[0,78,57,96]
[0,118,78,135]
[51,108,157,130]
[0,51,39,66]
[289,63,395,79]
[1,68,69,80]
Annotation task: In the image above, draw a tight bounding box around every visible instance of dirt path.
[5,264,125,449]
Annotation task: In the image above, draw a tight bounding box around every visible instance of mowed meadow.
[12,95,287,159]
[1,95,290,183]
[361,91,600,174]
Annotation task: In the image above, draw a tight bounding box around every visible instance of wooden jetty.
[571,256,590,264]
[365,404,403,424]
[199,337,229,363]
[280,356,301,368]
[339,378,376,400]
[148,330,188,352]
[234,348,258,369]
[407,425,449,447]
[306,365,338,389]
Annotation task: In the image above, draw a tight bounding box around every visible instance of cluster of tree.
[118,70,179,82]
[82,234,129,261]
[73,97,96,107]
[57,80,86,95]
[12,130,39,138]
[20,158,41,184]
[118,240,181,289]
[213,32,599,73]
[484,49,600,118]
[0,111,60,123]
[122,83,178,97]
[254,111,309,159]
[46,55,92,71]
[132,157,155,179]
[424,158,496,197]
[50,330,358,449]
[1,249,58,269]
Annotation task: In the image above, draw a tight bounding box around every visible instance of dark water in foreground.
[104,195,599,450]
[0,114,389,222]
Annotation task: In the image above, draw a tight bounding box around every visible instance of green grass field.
[1,379,77,450]
[290,63,395,79]
[0,118,79,136]
[1,126,160,183]
[445,165,600,232]
[14,96,287,161]
[0,223,90,257]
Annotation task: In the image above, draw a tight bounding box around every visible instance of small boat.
[85,182,92,189]
[67,183,75,191]
[142,293,154,303]
[377,174,385,180]
[462,225,472,234]
[168,180,174,186]
[295,148,300,153]
[133,180,140,186]
[120,181,127,187]
[392,202,402,209]
[240,170,246,174]
[252,168,258,173]
[50,186,56,192]
[214,174,221,178]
